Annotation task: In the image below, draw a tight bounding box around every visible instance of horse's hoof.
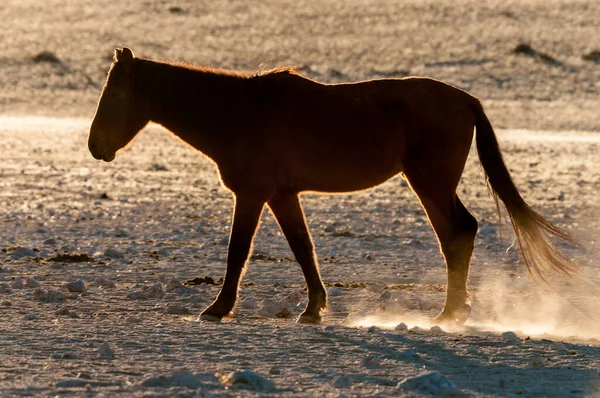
[433,304,471,326]
[297,314,322,324]
[198,313,223,322]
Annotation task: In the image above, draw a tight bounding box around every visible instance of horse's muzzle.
[88,140,115,162]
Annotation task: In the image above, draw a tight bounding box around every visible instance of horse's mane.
[137,58,300,80]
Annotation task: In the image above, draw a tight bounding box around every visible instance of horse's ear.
[114,47,134,64]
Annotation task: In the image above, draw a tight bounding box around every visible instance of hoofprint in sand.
[0,118,599,396]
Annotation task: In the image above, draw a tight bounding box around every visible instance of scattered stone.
[240,297,258,309]
[183,276,222,286]
[98,342,115,358]
[65,280,86,293]
[367,326,378,333]
[93,277,116,289]
[32,51,62,64]
[55,306,70,315]
[430,325,445,334]
[217,236,229,245]
[258,300,294,319]
[222,370,275,392]
[168,6,186,14]
[328,287,344,297]
[43,238,57,246]
[141,370,203,389]
[400,349,420,361]
[378,290,392,301]
[501,331,520,343]
[0,284,11,294]
[1,300,11,306]
[285,290,305,302]
[512,43,560,65]
[9,247,37,259]
[551,342,566,351]
[24,277,41,289]
[397,372,457,395]
[11,279,24,289]
[360,354,383,368]
[56,379,116,388]
[32,288,66,302]
[395,323,408,332]
[528,356,546,368]
[332,373,351,388]
[104,248,124,259]
[165,303,190,315]
[467,346,479,354]
[127,283,165,299]
[582,50,600,63]
[24,314,37,321]
[50,351,77,360]
[48,253,92,263]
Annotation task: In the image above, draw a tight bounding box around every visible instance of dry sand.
[1,0,600,396]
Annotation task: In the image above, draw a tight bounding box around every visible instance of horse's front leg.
[200,195,265,321]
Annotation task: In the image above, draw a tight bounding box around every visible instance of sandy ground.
[1,0,600,397]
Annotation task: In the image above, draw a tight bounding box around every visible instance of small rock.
[164,303,190,315]
[501,331,520,343]
[328,287,344,297]
[395,323,408,332]
[400,349,420,361]
[528,356,546,368]
[10,247,37,259]
[103,248,124,259]
[141,370,203,388]
[21,277,40,289]
[33,51,61,64]
[285,290,305,302]
[24,313,37,321]
[217,236,229,245]
[258,300,294,319]
[65,280,86,293]
[397,372,457,394]
[32,288,66,302]
[43,238,57,246]
[50,351,77,360]
[360,354,382,368]
[378,290,392,301]
[332,374,351,388]
[93,277,116,289]
[98,342,115,358]
[240,298,258,309]
[466,346,479,354]
[551,342,566,351]
[1,300,12,306]
[222,370,275,392]
[367,326,378,333]
[127,283,164,299]
[10,279,24,289]
[55,306,70,315]
[430,325,445,334]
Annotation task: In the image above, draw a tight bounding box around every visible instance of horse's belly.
[289,155,404,193]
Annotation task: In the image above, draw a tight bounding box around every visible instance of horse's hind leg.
[407,179,478,325]
[268,192,327,324]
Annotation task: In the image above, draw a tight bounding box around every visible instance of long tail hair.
[470,103,576,282]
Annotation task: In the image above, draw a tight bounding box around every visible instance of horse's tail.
[470,102,576,281]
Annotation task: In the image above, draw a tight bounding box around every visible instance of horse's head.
[88,47,148,162]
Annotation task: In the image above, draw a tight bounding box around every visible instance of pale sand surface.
[1,1,600,396]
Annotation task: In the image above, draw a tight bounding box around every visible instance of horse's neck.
[135,59,246,162]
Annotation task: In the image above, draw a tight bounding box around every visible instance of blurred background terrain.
[1,0,599,130]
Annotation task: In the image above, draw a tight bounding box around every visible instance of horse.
[88,47,576,325]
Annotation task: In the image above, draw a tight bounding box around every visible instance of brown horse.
[89,47,575,325]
